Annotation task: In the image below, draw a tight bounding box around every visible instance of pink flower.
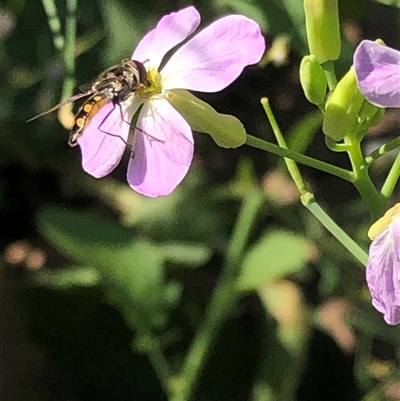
[366,203,400,325]
[354,40,400,108]
[78,7,265,197]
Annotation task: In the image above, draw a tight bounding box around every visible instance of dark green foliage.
[1,0,399,400]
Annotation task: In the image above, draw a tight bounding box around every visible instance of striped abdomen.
[68,94,111,147]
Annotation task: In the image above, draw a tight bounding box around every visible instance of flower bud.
[300,55,327,106]
[322,67,365,141]
[358,99,379,121]
[166,89,246,148]
[304,0,341,63]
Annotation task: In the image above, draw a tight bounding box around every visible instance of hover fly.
[28,59,148,146]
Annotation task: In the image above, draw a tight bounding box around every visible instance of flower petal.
[354,40,400,108]
[127,99,193,197]
[161,15,265,92]
[366,217,400,325]
[131,6,201,70]
[78,100,138,178]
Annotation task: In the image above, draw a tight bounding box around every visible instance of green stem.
[260,99,368,266]
[62,0,78,100]
[381,150,400,200]
[346,137,386,219]
[363,137,400,168]
[147,343,172,395]
[322,60,338,91]
[246,135,353,182]
[261,98,306,194]
[171,191,263,401]
[41,0,64,51]
[325,136,352,152]
[302,193,368,265]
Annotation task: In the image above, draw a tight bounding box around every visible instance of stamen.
[136,68,163,98]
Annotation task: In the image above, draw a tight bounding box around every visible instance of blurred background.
[0,0,399,400]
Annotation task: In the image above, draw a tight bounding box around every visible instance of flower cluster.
[353,41,400,324]
[78,6,265,197]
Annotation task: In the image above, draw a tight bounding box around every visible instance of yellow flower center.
[136,68,163,99]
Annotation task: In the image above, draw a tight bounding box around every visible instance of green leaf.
[217,0,269,31]
[237,230,309,291]
[287,111,323,154]
[37,206,176,331]
[371,0,400,8]
[103,240,176,330]
[99,0,153,63]
[281,0,308,44]
[252,282,310,400]
[158,242,212,266]
[223,0,308,55]
[38,206,134,263]
[348,303,400,345]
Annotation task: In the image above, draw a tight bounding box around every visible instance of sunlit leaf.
[237,230,309,291]
[252,281,309,400]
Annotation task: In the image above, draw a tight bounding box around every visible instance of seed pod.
[166,89,246,148]
[304,0,341,63]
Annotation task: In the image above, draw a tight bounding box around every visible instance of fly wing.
[27,90,95,122]
[77,100,139,178]
[79,83,94,92]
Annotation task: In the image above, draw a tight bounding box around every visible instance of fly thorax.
[116,80,136,101]
[100,86,115,99]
